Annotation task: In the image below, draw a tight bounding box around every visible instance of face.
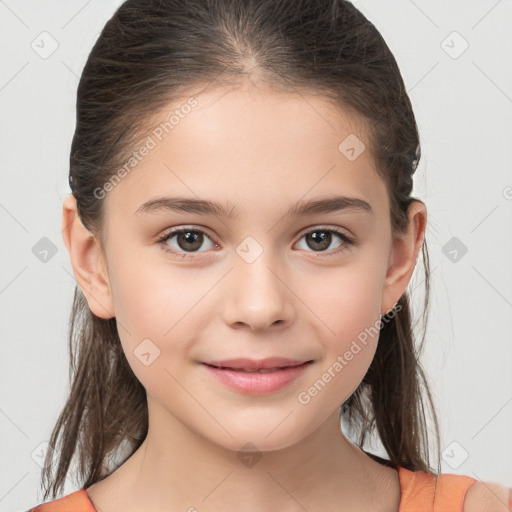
[85,83,403,452]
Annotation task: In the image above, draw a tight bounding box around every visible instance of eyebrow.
[135,195,373,218]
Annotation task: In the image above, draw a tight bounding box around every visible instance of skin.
[62,81,428,512]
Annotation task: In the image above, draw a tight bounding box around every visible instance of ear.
[61,194,115,319]
[380,200,427,316]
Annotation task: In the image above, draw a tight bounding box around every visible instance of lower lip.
[201,362,312,394]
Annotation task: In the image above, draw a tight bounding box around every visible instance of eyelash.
[156,226,355,260]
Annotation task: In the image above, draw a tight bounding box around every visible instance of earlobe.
[380,200,427,316]
[61,194,115,319]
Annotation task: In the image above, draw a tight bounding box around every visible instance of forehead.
[105,84,389,220]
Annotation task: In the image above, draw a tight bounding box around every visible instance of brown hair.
[41,0,441,500]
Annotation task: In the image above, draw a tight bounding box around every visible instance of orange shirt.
[26,465,510,512]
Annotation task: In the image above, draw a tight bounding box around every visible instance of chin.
[207,422,308,455]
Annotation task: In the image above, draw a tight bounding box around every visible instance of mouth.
[203,363,312,373]
[202,357,314,372]
[200,359,314,394]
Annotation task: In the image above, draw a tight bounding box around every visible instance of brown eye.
[304,231,332,251]
[296,227,354,255]
[174,230,204,252]
[158,228,217,258]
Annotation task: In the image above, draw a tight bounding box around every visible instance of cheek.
[294,264,383,395]
[108,246,205,332]
[296,260,383,338]
[107,253,214,368]
[107,263,193,397]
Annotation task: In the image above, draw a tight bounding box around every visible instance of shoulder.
[27,488,96,512]
[463,480,512,512]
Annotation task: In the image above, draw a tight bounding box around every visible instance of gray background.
[1,0,511,510]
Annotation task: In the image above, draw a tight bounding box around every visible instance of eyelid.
[297,224,353,240]
[156,225,219,258]
[296,225,356,255]
[157,224,355,258]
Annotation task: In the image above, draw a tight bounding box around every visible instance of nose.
[221,250,295,331]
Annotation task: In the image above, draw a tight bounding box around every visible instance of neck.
[87,402,398,512]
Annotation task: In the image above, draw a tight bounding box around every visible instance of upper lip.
[202,357,312,370]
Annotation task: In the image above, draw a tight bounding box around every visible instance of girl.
[27,0,511,511]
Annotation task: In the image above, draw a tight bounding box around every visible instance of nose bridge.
[223,235,294,329]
